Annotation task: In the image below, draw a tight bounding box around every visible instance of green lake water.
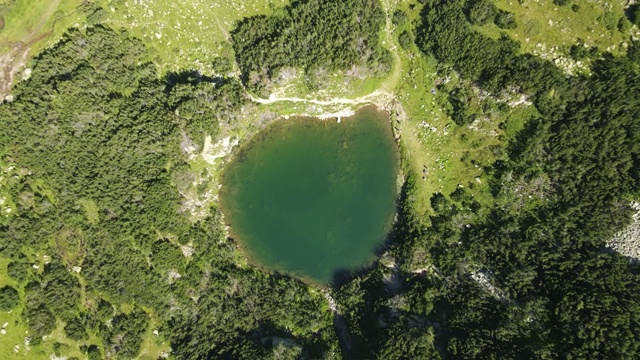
[219,105,400,285]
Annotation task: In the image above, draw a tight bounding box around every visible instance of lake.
[219,105,400,285]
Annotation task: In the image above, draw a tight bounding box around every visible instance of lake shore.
[216,104,400,285]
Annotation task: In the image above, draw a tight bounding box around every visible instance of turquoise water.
[219,106,399,284]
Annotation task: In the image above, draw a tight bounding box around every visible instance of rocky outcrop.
[606,202,640,264]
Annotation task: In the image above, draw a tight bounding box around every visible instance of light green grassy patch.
[0,310,39,360]
[0,0,85,56]
[264,66,388,100]
[76,198,100,225]
[95,0,289,76]
[476,0,635,58]
[135,310,170,360]
[391,0,509,222]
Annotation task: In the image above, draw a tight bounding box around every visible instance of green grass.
[135,310,170,360]
[95,0,290,76]
[0,311,35,359]
[475,0,636,58]
[0,0,85,56]
[389,0,522,222]
[0,0,58,49]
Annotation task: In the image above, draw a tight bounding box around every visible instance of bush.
[618,17,632,32]
[494,10,517,29]
[553,0,569,6]
[392,9,407,26]
[0,285,20,311]
[24,306,56,342]
[599,11,619,31]
[628,40,640,62]
[398,30,414,50]
[468,0,498,26]
[53,342,71,356]
[630,5,640,26]
[96,298,114,321]
[64,317,89,341]
[82,3,106,25]
[86,345,102,360]
[7,261,29,282]
[100,309,149,358]
[569,40,590,60]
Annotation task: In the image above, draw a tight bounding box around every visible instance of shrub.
[7,261,29,282]
[494,10,517,29]
[618,17,632,32]
[628,40,640,62]
[24,306,56,342]
[468,0,498,25]
[392,9,407,26]
[64,317,89,341]
[631,5,640,26]
[0,286,20,311]
[86,345,102,360]
[398,30,414,50]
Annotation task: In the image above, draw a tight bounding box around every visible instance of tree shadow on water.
[330,174,414,289]
[326,176,416,359]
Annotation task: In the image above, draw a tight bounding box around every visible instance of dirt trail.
[248,89,391,106]
[212,13,230,41]
[381,0,402,93]
[0,0,62,98]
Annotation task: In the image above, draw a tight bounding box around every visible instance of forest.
[0,26,337,359]
[358,0,640,358]
[0,0,639,359]
[231,0,392,93]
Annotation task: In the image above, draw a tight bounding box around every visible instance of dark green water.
[220,106,399,284]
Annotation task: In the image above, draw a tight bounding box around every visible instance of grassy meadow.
[93,0,290,75]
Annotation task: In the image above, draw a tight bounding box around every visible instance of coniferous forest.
[0,0,639,359]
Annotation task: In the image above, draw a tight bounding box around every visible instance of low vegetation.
[0,0,639,359]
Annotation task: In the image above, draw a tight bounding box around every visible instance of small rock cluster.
[606,202,640,264]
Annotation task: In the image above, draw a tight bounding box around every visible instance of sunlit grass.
[476,0,634,56]
[0,0,85,56]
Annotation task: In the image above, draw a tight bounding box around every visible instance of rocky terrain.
[607,202,640,263]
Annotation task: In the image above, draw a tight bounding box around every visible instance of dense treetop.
[0,26,336,359]
[0,0,639,359]
[232,0,391,93]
